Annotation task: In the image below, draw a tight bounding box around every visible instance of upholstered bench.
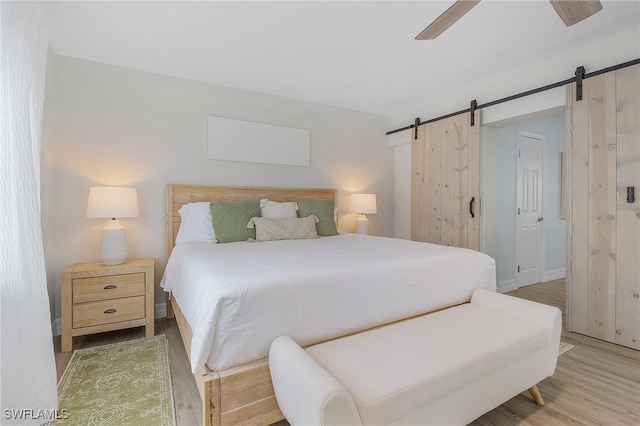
[269,288,561,425]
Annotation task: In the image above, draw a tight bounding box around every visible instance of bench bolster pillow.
[470,288,562,375]
[269,335,362,426]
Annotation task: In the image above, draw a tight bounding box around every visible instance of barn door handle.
[469,197,475,218]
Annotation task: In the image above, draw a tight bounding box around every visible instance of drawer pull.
[103,308,117,314]
[104,285,117,290]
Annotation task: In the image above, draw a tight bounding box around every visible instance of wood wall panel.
[615,65,640,349]
[441,117,455,246]
[567,83,589,334]
[411,128,428,240]
[566,63,640,350]
[429,120,443,242]
[586,73,617,341]
[453,113,467,248]
[411,111,479,250]
[468,111,481,251]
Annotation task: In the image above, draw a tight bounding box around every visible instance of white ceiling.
[38,1,640,116]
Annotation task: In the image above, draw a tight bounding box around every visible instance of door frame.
[515,131,546,288]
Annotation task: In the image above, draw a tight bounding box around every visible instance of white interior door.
[516,132,544,287]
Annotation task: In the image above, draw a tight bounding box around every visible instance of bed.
[162,184,496,426]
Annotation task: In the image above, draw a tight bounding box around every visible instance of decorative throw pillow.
[210,200,260,243]
[175,202,216,244]
[259,199,298,219]
[247,216,319,242]
[297,199,340,236]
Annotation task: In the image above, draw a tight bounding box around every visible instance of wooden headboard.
[165,184,337,260]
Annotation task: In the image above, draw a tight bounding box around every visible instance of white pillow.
[175,202,216,244]
[260,198,298,219]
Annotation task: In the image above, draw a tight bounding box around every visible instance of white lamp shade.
[350,193,377,214]
[86,187,139,218]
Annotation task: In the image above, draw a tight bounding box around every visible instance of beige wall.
[42,55,393,330]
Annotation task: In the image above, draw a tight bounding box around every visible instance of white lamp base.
[100,219,129,265]
[355,214,370,235]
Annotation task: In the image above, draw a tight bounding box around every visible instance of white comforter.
[160,234,496,373]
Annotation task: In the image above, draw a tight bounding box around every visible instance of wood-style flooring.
[472,279,639,425]
[54,279,640,425]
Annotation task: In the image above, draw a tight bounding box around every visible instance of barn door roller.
[575,66,585,101]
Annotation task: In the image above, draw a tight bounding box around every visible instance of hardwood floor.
[53,318,201,426]
[471,279,640,426]
[54,279,639,425]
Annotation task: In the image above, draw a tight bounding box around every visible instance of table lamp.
[350,193,377,235]
[86,186,139,265]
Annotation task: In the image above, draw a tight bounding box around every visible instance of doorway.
[481,107,566,292]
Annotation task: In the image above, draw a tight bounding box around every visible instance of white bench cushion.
[305,303,547,425]
[269,334,362,425]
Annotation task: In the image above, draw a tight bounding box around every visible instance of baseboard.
[498,279,518,293]
[498,268,566,294]
[543,268,566,282]
[51,303,169,337]
[155,302,167,319]
[52,318,61,337]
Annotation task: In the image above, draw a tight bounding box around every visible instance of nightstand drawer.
[73,296,145,328]
[73,273,145,303]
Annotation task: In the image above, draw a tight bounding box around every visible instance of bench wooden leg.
[528,385,544,406]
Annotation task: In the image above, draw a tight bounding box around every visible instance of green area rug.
[53,335,175,426]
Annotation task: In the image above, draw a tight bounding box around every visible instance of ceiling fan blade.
[549,0,603,26]
[415,0,481,40]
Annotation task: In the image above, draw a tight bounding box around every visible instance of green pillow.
[210,200,260,243]
[297,199,339,236]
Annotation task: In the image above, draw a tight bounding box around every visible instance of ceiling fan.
[415,0,603,40]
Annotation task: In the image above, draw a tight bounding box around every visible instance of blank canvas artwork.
[208,116,310,166]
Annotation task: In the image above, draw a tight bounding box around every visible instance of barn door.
[566,64,640,349]
[411,110,480,250]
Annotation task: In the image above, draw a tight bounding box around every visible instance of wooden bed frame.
[165,184,465,425]
[165,184,337,426]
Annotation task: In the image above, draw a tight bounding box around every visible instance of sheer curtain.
[1,2,58,424]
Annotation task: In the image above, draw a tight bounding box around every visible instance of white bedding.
[160,234,496,373]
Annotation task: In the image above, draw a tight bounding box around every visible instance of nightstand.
[61,258,155,352]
